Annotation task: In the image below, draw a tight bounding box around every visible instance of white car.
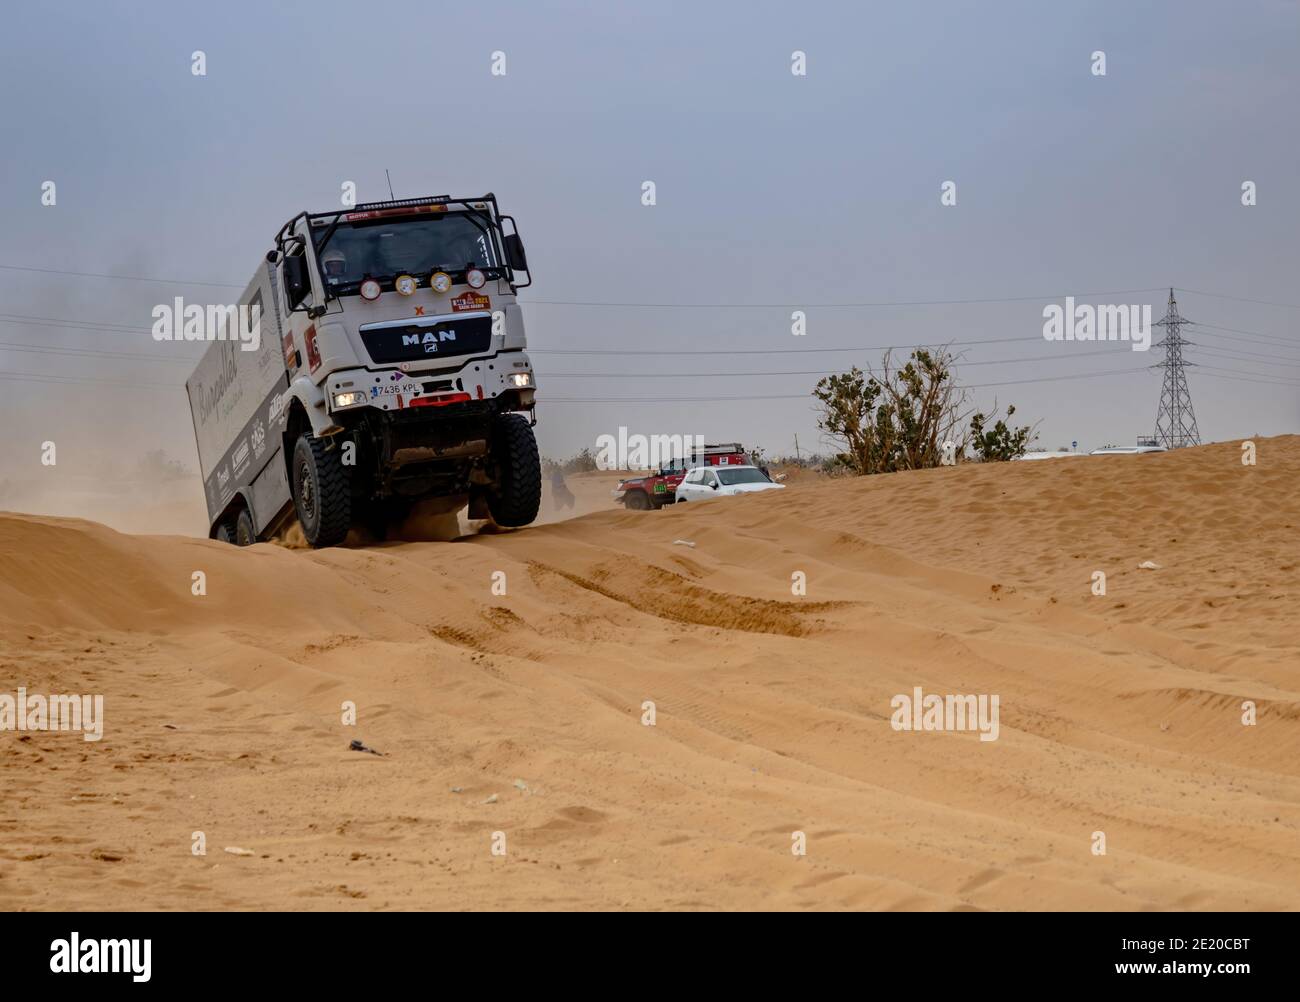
[1088,445,1167,455]
[673,464,785,502]
[1011,450,1082,461]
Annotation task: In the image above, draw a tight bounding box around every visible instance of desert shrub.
[561,448,599,475]
[814,347,1037,473]
[813,348,967,475]
[969,405,1035,462]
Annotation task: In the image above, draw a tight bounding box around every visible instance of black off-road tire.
[292,433,352,548]
[624,490,651,511]
[235,507,257,547]
[215,521,236,544]
[487,414,541,528]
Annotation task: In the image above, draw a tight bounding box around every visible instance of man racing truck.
[186,193,541,548]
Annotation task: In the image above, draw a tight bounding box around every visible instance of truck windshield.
[717,468,770,486]
[313,212,501,292]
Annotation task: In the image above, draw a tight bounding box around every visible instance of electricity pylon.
[1152,288,1201,449]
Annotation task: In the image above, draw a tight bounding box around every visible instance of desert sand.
[1,438,1298,911]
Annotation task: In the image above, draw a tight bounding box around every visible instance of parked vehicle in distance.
[611,442,749,509]
[673,464,785,502]
[1088,445,1167,455]
[1011,450,1082,461]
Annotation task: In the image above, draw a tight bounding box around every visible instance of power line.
[0,312,146,332]
[1176,287,1300,310]
[0,262,1168,306]
[3,322,1299,378]
[538,349,1138,377]
[0,261,1291,315]
[1191,327,1300,357]
[4,356,1296,398]
[539,367,1155,402]
[0,315,1046,353]
[531,336,1044,355]
[1193,364,1300,386]
[522,288,1169,309]
[0,370,182,390]
[0,341,192,364]
[1194,321,1300,346]
[1190,344,1300,368]
[0,335,1254,381]
[5,309,1300,357]
[0,262,242,289]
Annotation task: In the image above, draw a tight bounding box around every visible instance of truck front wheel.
[292,434,352,548]
[486,414,541,527]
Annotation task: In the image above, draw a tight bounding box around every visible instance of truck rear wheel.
[235,508,257,546]
[292,434,352,548]
[486,414,541,527]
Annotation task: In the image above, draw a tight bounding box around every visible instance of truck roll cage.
[272,193,530,288]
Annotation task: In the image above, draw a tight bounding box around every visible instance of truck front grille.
[359,315,493,364]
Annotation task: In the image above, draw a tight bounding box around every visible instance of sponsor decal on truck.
[450,291,491,312]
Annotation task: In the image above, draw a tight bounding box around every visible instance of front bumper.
[324,350,535,416]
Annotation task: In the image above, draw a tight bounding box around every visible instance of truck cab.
[189,193,543,548]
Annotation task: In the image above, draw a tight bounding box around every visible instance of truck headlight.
[333,391,366,408]
[510,372,532,387]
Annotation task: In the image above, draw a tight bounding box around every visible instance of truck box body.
[185,262,292,534]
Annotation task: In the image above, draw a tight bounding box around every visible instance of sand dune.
[2,438,1298,910]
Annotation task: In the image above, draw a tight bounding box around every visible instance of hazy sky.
[1,0,1297,489]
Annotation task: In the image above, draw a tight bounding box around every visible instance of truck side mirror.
[283,255,309,309]
[504,233,528,273]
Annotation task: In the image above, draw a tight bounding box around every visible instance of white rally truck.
[186,193,540,548]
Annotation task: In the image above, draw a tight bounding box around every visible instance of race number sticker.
[450,291,490,313]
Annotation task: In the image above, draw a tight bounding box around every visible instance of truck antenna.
[385,169,395,200]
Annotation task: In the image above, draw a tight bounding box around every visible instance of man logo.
[402,330,456,348]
